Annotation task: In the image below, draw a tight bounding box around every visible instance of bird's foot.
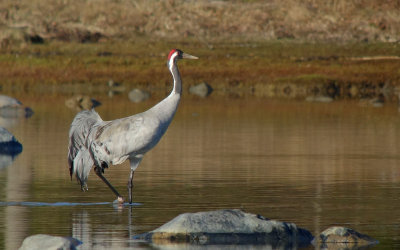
[80,183,88,192]
[112,196,125,210]
[115,196,124,204]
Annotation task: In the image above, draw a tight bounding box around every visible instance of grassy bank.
[1,1,399,99]
[0,40,399,99]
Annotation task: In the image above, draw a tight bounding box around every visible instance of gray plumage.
[68,109,101,189]
[68,49,198,203]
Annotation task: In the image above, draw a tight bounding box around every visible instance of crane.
[68,49,198,204]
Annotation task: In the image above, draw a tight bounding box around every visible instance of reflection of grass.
[0,40,399,94]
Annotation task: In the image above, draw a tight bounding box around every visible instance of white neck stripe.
[168,52,179,72]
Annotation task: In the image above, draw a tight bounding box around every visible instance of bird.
[68,49,198,204]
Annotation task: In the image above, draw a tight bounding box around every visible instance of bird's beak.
[182,52,198,60]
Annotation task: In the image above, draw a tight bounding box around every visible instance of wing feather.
[92,114,161,165]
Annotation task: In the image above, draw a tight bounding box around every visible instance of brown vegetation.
[0,1,399,100]
[0,0,400,46]
[0,41,399,101]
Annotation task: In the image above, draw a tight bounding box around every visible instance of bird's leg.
[127,157,141,204]
[128,170,135,204]
[94,166,124,203]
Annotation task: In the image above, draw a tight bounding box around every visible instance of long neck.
[170,59,182,95]
[148,59,181,122]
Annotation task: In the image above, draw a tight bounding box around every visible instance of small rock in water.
[189,82,213,98]
[305,95,333,103]
[19,234,82,250]
[128,89,150,103]
[313,226,378,248]
[134,209,313,247]
[107,79,126,97]
[65,95,101,111]
[107,79,125,90]
[0,95,34,118]
[0,126,22,155]
[0,106,34,118]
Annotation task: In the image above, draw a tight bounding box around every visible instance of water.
[0,94,399,249]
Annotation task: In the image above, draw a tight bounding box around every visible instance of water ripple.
[0,201,142,207]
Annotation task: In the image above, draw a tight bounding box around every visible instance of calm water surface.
[0,94,399,249]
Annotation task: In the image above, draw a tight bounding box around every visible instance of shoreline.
[0,40,399,101]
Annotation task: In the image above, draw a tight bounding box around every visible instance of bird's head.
[167,49,198,68]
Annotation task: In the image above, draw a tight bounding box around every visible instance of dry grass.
[0,0,400,45]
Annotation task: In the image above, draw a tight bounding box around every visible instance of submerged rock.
[19,234,82,250]
[128,88,151,103]
[189,82,213,98]
[134,209,313,247]
[313,226,378,249]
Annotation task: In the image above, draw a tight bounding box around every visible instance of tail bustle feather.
[73,148,94,190]
[68,109,102,185]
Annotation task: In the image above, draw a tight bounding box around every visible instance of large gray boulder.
[19,234,82,250]
[313,226,378,249]
[134,209,313,248]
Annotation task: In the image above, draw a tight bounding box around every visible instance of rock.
[107,79,125,90]
[107,79,126,97]
[134,209,313,247]
[189,82,213,98]
[0,126,22,155]
[0,27,43,49]
[0,127,18,143]
[0,95,33,118]
[313,226,378,249]
[0,95,22,108]
[65,95,101,111]
[305,95,334,103]
[0,106,34,118]
[128,89,150,103]
[19,234,82,250]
